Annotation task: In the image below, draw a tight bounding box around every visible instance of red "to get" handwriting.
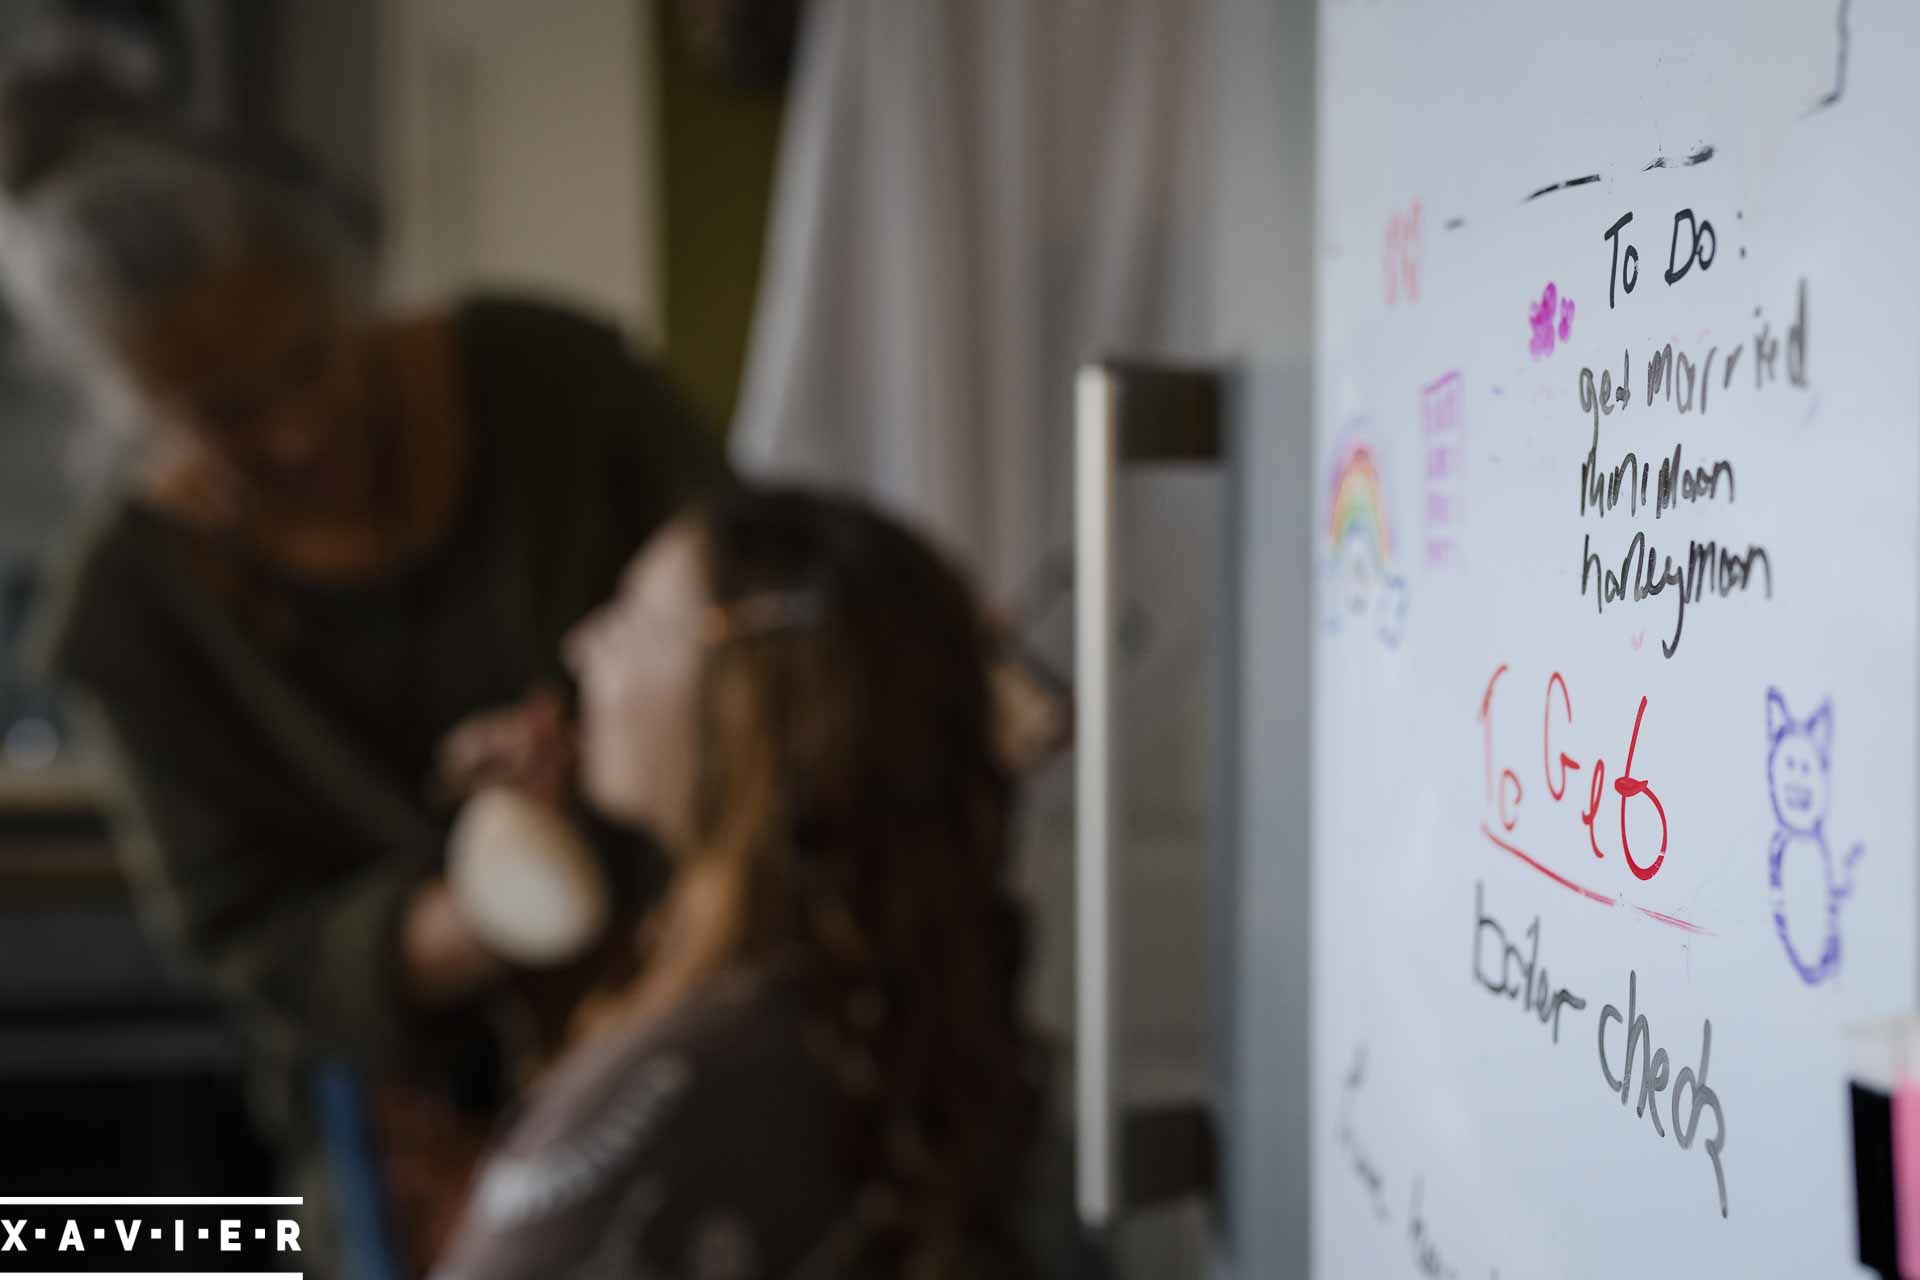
[1477,663,1700,931]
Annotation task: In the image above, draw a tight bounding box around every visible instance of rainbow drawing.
[1326,443,1393,565]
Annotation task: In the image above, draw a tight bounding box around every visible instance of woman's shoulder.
[451,293,634,381]
[447,292,723,547]
[489,967,833,1177]
[450,290,713,455]
[439,968,852,1280]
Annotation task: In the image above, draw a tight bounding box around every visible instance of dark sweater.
[34,296,728,1262]
[430,969,865,1280]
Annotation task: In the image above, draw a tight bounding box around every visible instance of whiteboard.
[1312,2,1918,1277]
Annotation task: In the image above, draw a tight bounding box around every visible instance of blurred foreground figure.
[434,487,1043,1279]
[0,23,726,1274]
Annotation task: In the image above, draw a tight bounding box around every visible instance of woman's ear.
[990,645,1072,774]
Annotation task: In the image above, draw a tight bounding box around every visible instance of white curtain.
[731,0,1213,603]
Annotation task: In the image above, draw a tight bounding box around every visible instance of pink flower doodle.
[1528,283,1575,358]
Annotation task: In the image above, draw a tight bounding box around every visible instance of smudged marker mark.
[1529,283,1575,358]
[1525,174,1602,202]
[1645,149,1714,171]
[1443,217,1465,230]
[1630,632,1645,651]
[1634,904,1712,936]
[1383,202,1422,304]
[1810,0,1850,112]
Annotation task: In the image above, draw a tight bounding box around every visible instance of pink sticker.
[1894,1078,1920,1278]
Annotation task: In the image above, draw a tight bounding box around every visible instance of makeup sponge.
[447,787,610,967]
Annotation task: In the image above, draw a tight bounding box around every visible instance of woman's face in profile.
[120,260,374,511]
[564,520,708,849]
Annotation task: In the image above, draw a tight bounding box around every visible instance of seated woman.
[433,488,1045,1279]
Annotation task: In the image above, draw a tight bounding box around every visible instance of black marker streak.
[1443,217,1465,230]
[1811,0,1851,112]
[1644,157,1669,170]
[1684,145,1715,166]
[1524,174,1602,203]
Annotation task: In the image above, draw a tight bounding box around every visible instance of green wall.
[655,5,788,433]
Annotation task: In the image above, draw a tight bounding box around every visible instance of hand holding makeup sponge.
[447,786,611,967]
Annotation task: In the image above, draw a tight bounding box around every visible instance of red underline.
[1629,905,1711,935]
[1480,822,1617,906]
[1478,822,1712,935]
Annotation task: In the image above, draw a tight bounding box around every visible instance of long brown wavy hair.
[630,487,1042,1276]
